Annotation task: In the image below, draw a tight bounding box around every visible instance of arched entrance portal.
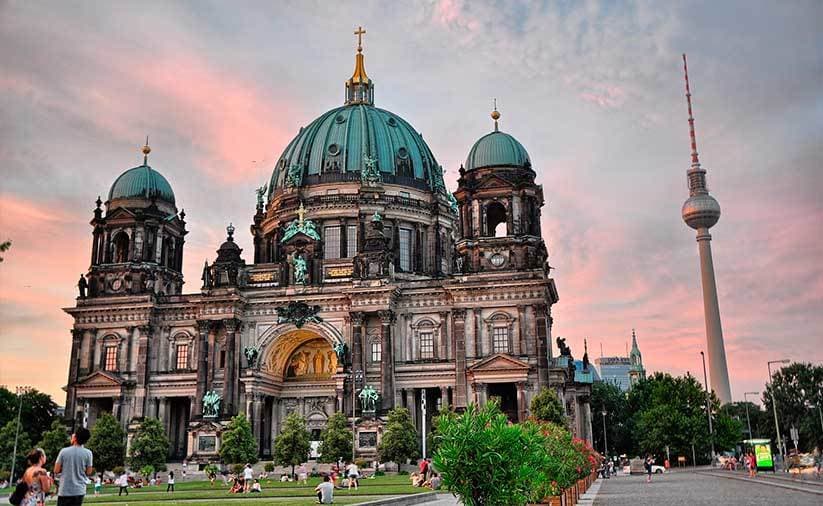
[253,328,341,458]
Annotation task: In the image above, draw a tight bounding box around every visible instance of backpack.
[8,479,28,506]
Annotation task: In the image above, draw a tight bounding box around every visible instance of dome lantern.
[345,26,373,105]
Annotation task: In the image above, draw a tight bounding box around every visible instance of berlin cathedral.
[63,31,593,462]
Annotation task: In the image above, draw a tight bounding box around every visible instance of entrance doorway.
[487,383,518,422]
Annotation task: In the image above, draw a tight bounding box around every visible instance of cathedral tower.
[680,55,732,404]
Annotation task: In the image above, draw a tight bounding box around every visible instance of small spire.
[345,26,372,104]
[632,328,639,348]
[682,54,700,168]
[142,136,151,165]
[491,98,500,132]
[95,196,102,209]
[226,222,235,240]
[297,202,306,225]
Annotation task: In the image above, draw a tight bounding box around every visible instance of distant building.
[594,330,645,391]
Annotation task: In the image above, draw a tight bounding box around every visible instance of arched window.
[486,202,507,237]
[112,232,130,263]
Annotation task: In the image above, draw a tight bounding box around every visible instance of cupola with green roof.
[108,141,176,206]
[464,107,532,171]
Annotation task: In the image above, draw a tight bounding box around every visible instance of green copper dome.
[268,104,445,197]
[108,164,176,205]
[465,130,531,171]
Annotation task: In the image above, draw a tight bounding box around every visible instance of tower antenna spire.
[683,54,700,167]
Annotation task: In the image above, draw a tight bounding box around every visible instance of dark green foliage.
[762,362,823,452]
[0,387,58,445]
[0,239,11,262]
[377,407,418,465]
[721,402,771,440]
[590,381,631,458]
[128,418,169,471]
[87,412,126,473]
[427,406,455,456]
[273,412,310,477]
[433,401,550,506]
[263,462,275,472]
[0,420,32,476]
[139,465,155,481]
[530,387,565,426]
[220,413,258,465]
[37,419,70,472]
[318,412,352,464]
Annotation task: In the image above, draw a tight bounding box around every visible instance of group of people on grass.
[408,458,441,490]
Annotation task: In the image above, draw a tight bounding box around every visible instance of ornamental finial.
[491,98,500,132]
[354,26,366,53]
[142,136,151,165]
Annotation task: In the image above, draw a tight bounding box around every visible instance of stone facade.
[63,39,592,462]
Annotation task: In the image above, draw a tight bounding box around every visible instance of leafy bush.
[377,408,418,465]
[203,464,219,476]
[433,401,549,506]
[264,462,275,472]
[139,465,155,481]
[530,388,566,426]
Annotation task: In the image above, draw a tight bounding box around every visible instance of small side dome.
[465,130,531,171]
[108,164,176,205]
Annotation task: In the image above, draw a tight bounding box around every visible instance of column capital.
[197,320,212,335]
[71,328,84,341]
[452,308,467,321]
[379,310,396,324]
[350,311,365,326]
[137,325,151,336]
[223,318,241,333]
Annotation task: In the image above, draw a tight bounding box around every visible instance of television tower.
[680,54,732,404]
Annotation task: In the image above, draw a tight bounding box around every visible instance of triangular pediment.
[281,230,318,244]
[468,353,530,372]
[476,174,515,190]
[77,370,123,386]
[105,207,137,221]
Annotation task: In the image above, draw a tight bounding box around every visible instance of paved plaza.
[594,471,822,505]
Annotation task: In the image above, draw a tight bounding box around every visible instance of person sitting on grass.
[250,479,262,493]
[427,472,441,490]
[315,475,334,504]
[228,478,244,494]
[297,464,308,485]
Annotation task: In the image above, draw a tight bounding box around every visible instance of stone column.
[438,311,448,359]
[477,383,488,405]
[534,305,549,389]
[405,389,417,430]
[479,311,491,358]
[224,319,239,415]
[465,309,476,360]
[439,386,448,409]
[379,310,395,410]
[350,312,365,374]
[252,394,264,447]
[452,309,468,408]
[65,329,83,416]
[516,381,526,423]
[157,398,169,433]
[194,320,211,417]
[404,314,413,361]
[516,305,526,356]
[133,325,151,418]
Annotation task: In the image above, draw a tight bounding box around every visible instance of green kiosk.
[744,439,774,471]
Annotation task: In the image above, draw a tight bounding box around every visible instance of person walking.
[21,448,53,506]
[166,471,175,493]
[117,472,129,496]
[345,461,359,490]
[53,427,94,506]
[93,475,101,497]
[644,456,653,483]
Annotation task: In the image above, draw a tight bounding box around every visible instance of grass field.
[83,476,425,506]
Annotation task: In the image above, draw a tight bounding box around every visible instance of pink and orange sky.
[1,1,821,405]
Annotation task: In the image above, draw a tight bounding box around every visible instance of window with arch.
[175,343,189,370]
[486,202,507,237]
[411,318,441,361]
[112,231,130,263]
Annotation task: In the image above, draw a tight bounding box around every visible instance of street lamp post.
[744,391,759,440]
[10,385,32,482]
[767,359,790,468]
[349,369,363,462]
[601,410,608,458]
[700,351,716,461]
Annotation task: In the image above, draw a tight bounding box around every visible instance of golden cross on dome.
[354,26,366,52]
[297,202,306,225]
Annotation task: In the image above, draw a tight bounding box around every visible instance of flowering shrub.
[572,437,600,478]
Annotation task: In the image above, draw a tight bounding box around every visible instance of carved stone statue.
[358,385,379,413]
[333,341,347,364]
[201,261,212,289]
[556,336,571,357]
[255,184,267,208]
[361,155,380,186]
[202,390,221,418]
[77,274,88,298]
[285,163,302,187]
[244,346,259,368]
[276,301,322,328]
[293,255,308,285]
[447,192,459,214]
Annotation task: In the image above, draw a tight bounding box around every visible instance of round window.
[335,114,346,124]
[490,254,506,267]
[387,117,397,126]
[397,147,408,159]
[328,143,340,156]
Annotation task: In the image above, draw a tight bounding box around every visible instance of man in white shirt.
[315,475,334,504]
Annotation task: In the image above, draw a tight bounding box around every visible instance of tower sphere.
[682,192,720,230]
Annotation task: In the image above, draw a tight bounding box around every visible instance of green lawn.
[82,476,423,506]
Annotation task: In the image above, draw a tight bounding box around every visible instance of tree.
[377,407,418,465]
[0,239,11,262]
[0,420,32,476]
[433,402,549,506]
[0,387,58,445]
[273,412,310,477]
[590,381,631,458]
[721,402,771,441]
[318,412,352,465]
[427,406,456,456]
[37,420,70,472]
[128,418,169,471]
[530,387,565,426]
[220,413,258,465]
[87,412,126,473]
[763,362,823,452]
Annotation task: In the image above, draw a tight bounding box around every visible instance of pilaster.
[379,310,395,410]
[451,309,468,408]
[194,320,211,417]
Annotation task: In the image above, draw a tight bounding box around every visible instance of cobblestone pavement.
[594,470,821,505]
